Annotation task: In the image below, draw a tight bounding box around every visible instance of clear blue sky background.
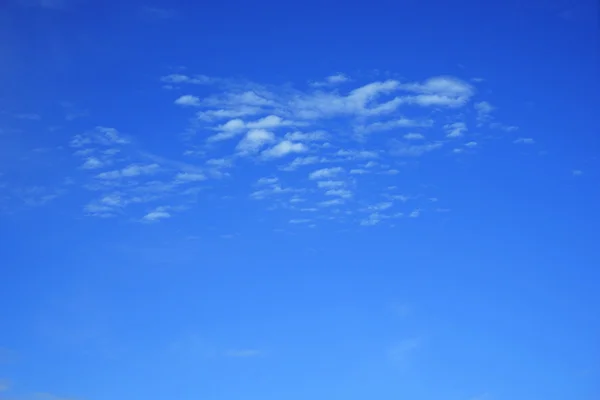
[1,0,598,399]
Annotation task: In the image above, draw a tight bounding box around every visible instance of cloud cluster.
[3,71,533,227]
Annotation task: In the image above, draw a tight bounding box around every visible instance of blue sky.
[1,0,599,399]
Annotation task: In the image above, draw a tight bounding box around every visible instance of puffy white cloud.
[309,167,344,180]
[81,157,103,169]
[247,115,294,130]
[445,122,467,138]
[175,95,201,106]
[261,141,307,159]
[236,129,276,154]
[142,207,171,222]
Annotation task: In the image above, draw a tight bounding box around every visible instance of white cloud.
[445,122,467,138]
[206,158,233,168]
[409,210,420,218]
[142,207,171,222]
[474,101,494,124]
[349,168,368,175]
[197,106,262,121]
[261,141,308,159]
[390,141,443,157]
[336,149,379,159]
[318,199,344,207]
[327,74,349,84]
[360,212,383,226]
[280,156,324,171]
[289,218,311,224]
[403,132,425,140]
[81,157,103,169]
[257,177,278,185]
[398,76,474,107]
[284,130,328,142]
[246,115,295,130]
[161,74,212,85]
[70,126,129,148]
[236,129,276,154]
[174,95,201,107]
[465,141,477,148]
[514,137,535,144]
[317,180,345,189]
[96,163,160,179]
[175,172,206,183]
[309,167,344,180]
[291,79,402,119]
[366,202,393,211]
[572,169,583,176]
[356,117,433,134]
[325,189,352,198]
[310,73,350,87]
[122,163,160,177]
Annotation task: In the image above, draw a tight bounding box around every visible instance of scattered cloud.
[284,130,328,142]
[280,156,325,171]
[310,73,350,87]
[390,140,443,157]
[236,129,275,154]
[142,207,171,222]
[96,163,160,180]
[175,95,202,107]
[474,101,494,125]
[4,70,529,227]
[445,122,467,138]
[514,137,535,144]
[309,167,344,180]
[261,141,307,159]
[403,132,425,140]
[572,169,583,176]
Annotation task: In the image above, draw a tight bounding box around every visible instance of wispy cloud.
[390,140,443,157]
[514,137,535,144]
[309,167,344,180]
[142,207,171,222]
[175,95,201,107]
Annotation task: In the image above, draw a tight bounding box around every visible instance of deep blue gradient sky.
[1,1,599,400]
